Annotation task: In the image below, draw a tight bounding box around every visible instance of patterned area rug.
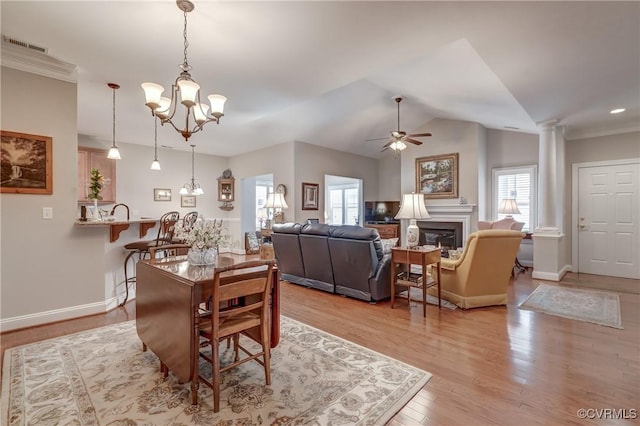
[2,316,431,425]
[518,283,623,329]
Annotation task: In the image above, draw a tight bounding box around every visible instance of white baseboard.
[0,301,107,333]
[532,264,570,282]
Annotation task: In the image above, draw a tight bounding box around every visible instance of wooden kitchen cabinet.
[78,147,116,203]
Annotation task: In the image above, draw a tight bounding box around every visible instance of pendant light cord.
[154,119,158,160]
[112,86,116,148]
[190,144,195,185]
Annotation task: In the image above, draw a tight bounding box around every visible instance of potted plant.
[87,168,104,220]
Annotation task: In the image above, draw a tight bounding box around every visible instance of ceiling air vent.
[2,35,48,54]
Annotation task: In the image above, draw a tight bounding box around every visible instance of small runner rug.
[2,316,431,425]
[518,283,623,329]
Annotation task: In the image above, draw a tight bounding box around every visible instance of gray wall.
[294,141,378,223]
[0,67,108,324]
[376,152,402,201]
[400,118,484,215]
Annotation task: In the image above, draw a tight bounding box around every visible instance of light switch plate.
[42,207,53,219]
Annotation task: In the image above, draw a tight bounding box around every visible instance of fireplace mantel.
[424,204,475,214]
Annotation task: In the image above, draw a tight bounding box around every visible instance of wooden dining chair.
[173,211,198,243]
[196,259,276,412]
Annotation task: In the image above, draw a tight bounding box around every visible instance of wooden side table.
[390,246,442,317]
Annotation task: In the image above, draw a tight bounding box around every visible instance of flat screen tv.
[364,201,400,224]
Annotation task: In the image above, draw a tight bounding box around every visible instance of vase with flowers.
[175,219,228,265]
[87,168,104,221]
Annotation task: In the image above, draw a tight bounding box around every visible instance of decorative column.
[537,120,558,230]
[532,120,567,281]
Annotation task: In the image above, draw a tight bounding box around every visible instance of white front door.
[577,161,640,278]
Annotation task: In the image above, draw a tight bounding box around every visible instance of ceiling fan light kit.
[375,96,432,153]
[142,0,226,142]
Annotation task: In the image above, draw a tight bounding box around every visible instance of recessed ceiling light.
[610,108,626,114]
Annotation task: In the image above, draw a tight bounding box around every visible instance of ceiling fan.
[367,97,432,152]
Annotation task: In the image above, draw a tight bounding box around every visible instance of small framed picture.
[181,195,196,208]
[302,182,319,210]
[154,188,172,201]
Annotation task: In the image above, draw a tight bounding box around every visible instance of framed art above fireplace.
[416,153,458,199]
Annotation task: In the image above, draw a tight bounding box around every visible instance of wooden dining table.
[135,253,280,404]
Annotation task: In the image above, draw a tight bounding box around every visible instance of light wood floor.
[1,271,638,425]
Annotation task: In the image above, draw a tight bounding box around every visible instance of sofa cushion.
[301,223,331,236]
[272,223,302,234]
[329,225,384,260]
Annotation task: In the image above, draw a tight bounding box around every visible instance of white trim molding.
[425,204,476,214]
[0,301,108,333]
[1,40,77,83]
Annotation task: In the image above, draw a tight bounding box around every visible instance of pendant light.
[150,119,161,170]
[107,83,122,160]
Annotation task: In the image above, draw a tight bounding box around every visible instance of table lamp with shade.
[395,193,431,248]
[498,198,520,218]
[264,192,288,224]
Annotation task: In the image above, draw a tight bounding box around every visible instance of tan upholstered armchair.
[428,229,525,309]
[477,218,524,231]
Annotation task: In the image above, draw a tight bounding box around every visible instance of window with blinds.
[492,165,537,232]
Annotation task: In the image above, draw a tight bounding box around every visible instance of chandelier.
[142,0,226,142]
[180,145,203,195]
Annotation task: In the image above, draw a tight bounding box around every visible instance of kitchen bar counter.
[75,218,158,242]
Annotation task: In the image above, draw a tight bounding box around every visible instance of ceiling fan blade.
[366,137,389,142]
[408,132,432,138]
[404,137,424,146]
[381,139,394,148]
[381,146,390,152]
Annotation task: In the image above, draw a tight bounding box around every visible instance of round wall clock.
[276,184,287,196]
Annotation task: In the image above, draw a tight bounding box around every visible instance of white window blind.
[492,165,537,232]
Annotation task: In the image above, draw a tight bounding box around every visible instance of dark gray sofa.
[271,223,391,302]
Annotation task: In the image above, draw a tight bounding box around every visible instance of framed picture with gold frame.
[1,130,53,194]
[415,153,458,199]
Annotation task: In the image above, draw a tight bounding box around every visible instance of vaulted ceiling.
[2,1,638,158]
